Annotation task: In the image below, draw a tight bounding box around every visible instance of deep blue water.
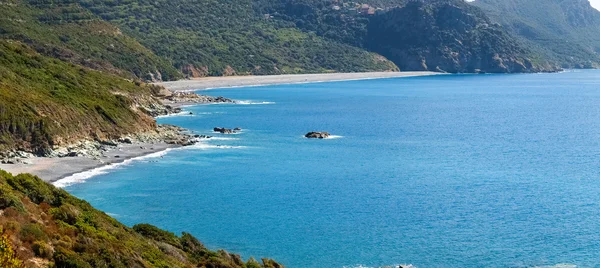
[64,71,600,267]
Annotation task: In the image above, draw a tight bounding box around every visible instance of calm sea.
[63,71,600,267]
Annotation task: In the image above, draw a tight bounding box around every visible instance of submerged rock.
[305,132,330,139]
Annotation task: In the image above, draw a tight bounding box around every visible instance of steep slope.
[77,0,398,77]
[0,170,282,267]
[257,0,559,73]
[366,0,558,73]
[0,40,158,153]
[472,0,600,68]
[0,0,181,81]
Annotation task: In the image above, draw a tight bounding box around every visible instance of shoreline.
[1,72,439,186]
[0,141,181,184]
[156,71,441,92]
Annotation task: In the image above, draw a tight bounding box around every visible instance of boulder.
[213,127,236,134]
[305,132,330,139]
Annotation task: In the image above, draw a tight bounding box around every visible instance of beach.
[0,142,179,184]
[0,71,438,186]
[156,71,440,92]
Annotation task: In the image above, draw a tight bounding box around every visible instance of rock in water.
[213,127,236,134]
[305,132,330,139]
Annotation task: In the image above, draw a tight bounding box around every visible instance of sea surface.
[63,71,600,267]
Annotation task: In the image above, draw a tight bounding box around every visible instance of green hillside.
[0,170,282,267]
[472,0,600,68]
[0,0,181,80]
[0,40,157,153]
[77,0,398,76]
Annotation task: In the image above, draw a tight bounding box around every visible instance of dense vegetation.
[0,0,181,80]
[0,40,157,152]
[76,0,397,76]
[472,0,600,68]
[0,169,283,267]
[257,0,559,73]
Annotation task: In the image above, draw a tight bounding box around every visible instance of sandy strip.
[156,71,441,92]
[0,142,178,183]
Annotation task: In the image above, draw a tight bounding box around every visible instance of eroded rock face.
[305,132,330,139]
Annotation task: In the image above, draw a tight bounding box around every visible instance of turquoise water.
[64,71,600,267]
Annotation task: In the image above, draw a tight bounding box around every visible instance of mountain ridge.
[472,0,600,68]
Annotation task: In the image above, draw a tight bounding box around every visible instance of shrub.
[19,223,47,244]
[53,247,93,268]
[50,205,80,225]
[0,234,22,268]
[0,185,25,212]
[133,224,180,247]
[32,240,53,258]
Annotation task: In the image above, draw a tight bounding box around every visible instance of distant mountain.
[472,0,600,68]
[259,0,559,73]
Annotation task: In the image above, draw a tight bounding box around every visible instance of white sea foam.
[53,149,173,188]
[236,100,276,105]
[342,265,414,268]
[53,142,246,188]
[155,111,194,118]
[207,137,239,141]
[534,264,577,268]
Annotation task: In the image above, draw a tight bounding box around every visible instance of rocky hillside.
[259,0,560,73]
[366,0,560,73]
[472,0,600,68]
[0,170,283,267]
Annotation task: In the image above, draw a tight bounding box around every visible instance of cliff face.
[0,170,283,267]
[472,0,600,68]
[366,0,560,73]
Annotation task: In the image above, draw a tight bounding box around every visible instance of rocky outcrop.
[181,64,209,78]
[214,127,238,134]
[305,132,330,139]
[0,125,205,164]
[165,92,236,105]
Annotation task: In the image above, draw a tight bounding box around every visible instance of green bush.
[133,224,180,247]
[32,240,53,258]
[19,223,46,244]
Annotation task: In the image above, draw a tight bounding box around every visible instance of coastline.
[156,71,441,92]
[1,72,438,187]
[0,142,179,184]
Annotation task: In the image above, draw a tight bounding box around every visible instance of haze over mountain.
[472,0,600,68]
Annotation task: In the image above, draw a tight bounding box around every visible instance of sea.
[60,70,600,267]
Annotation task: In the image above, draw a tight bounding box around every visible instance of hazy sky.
[591,0,600,10]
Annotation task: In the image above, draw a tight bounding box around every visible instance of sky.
[591,0,600,10]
